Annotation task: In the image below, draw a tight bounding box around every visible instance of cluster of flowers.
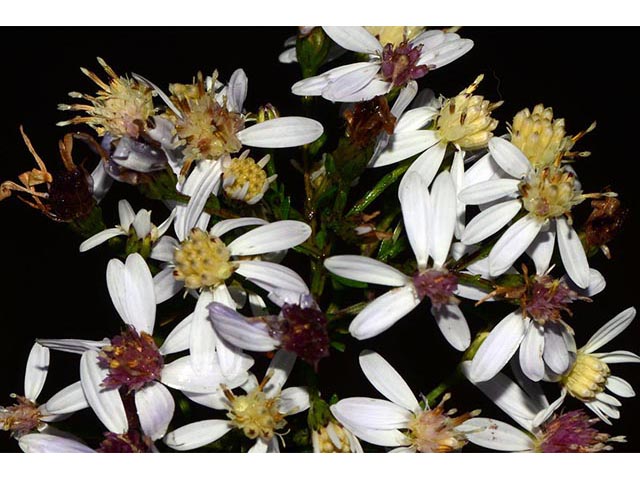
[1,26,636,453]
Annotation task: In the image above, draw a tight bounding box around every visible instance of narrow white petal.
[36,338,108,354]
[322,26,381,54]
[226,68,248,113]
[595,391,622,407]
[349,286,420,340]
[451,149,466,239]
[182,390,229,410]
[278,47,297,64]
[190,290,218,374]
[455,283,494,301]
[526,227,556,275]
[390,81,418,118]
[429,171,457,267]
[399,173,431,268]
[370,130,438,168]
[418,38,474,69]
[606,376,635,398]
[161,356,246,394]
[234,260,310,294]
[123,253,156,334]
[489,215,543,277]
[264,350,297,395]
[563,269,606,297]
[519,323,545,381]
[583,307,636,353]
[332,78,391,103]
[458,179,520,205]
[585,401,612,425]
[400,141,447,189]
[237,117,323,148]
[132,73,182,119]
[532,390,567,428]
[90,161,113,203]
[43,381,88,415]
[556,218,590,289]
[470,312,529,382]
[459,417,534,452]
[291,63,371,96]
[543,326,570,375]
[509,356,549,411]
[324,255,408,287]
[461,200,521,246]
[209,217,267,238]
[153,267,183,304]
[150,236,179,262]
[594,400,620,420]
[594,350,640,364]
[208,301,278,351]
[488,137,530,179]
[79,228,124,252]
[248,437,272,453]
[135,382,175,440]
[164,420,232,451]
[359,350,419,412]
[156,208,177,238]
[463,152,501,188]
[394,106,438,134]
[118,199,135,229]
[80,350,128,434]
[331,398,412,429]
[279,387,310,415]
[106,258,128,325]
[432,303,471,351]
[228,220,311,256]
[24,343,49,402]
[19,433,95,453]
[330,411,409,447]
[132,210,152,238]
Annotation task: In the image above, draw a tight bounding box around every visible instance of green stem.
[327,301,368,321]
[347,162,410,217]
[424,368,464,408]
[455,272,495,294]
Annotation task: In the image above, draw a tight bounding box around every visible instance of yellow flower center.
[561,352,610,402]
[364,26,425,48]
[520,167,583,221]
[173,228,235,290]
[223,155,268,203]
[435,75,502,150]
[227,389,286,440]
[511,104,573,168]
[314,422,352,453]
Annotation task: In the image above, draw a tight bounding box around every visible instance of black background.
[1,27,638,453]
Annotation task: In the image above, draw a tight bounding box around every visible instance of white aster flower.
[221,150,277,205]
[164,350,309,453]
[331,350,480,452]
[469,268,606,383]
[79,199,176,253]
[291,27,473,103]
[324,171,472,350]
[1,343,89,447]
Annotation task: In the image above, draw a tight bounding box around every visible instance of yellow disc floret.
[435,75,502,150]
[365,26,425,48]
[520,166,583,221]
[223,152,269,203]
[226,388,286,440]
[313,422,353,453]
[561,352,610,402]
[173,228,235,290]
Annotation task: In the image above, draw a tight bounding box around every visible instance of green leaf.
[329,272,368,289]
[330,340,346,352]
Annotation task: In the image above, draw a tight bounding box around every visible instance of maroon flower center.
[97,430,153,453]
[538,410,620,453]
[276,301,330,370]
[380,41,429,87]
[0,395,43,436]
[526,276,580,324]
[98,326,163,393]
[412,269,458,306]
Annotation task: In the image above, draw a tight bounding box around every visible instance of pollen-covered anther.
[173,228,236,290]
[536,410,625,452]
[406,393,478,453]
[224,385,286,440]
[380,41,429,87]
[520,166,584,221]
[314,422,352,453]
[435,75,502,150]
[97,430,154,453]
[57,57,156,139]
[412,269,459,306]
[0,395,44,436]
[98,326,164,393]
[561,352,610,401]
[222,151,274,204]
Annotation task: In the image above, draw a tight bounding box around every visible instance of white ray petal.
[585,401,612,425]
[80,350,128,434]
[182,390,229,411]
[35,338,108,355]
[190,290,218,374]
[451,149,466,239]
[459,417,534,452]
[234,260,310,294]
[418,38,474,69]
[208,301,278,351]
[209,217,267,238]
[324,255,408,287]
[79,228,124,252]
[132,209,152,238]
[455,283,494,301]
[594,350,640,364]
[463,152,500,188]
[334,78,392,103]
[227,220,311,256]
[399,173,431,268]
[532,389,566,428]
[460,200,521,246]
[150,236,179,262]
[90,161,113,203]
[24,343,49,402]
[19,433,95,453]
[135,382,175,440]
[156,207,177,238]
[519,322,545,382]
[237,117,323,148]
[164,420,233,451]
[263,350,297,396]
[458,179,520,205]
[291,63,372,96]
[359,350,419,412]
[106,258,127,326]
[322,63,381,101]
[543,326,570,375]
[369,130,439,168]
[583,307,636,354]
[161,356,246,394]
[509,356,549,411]
[43,381,88,415]
[279,387,310,415]
[594,400,620,420]
[394,106,438,133]
[132,73,182,119]
[390,81,418,119]
[331,398,413,429]
[469,311,529,382]
[429,171,457,267]
[563,269,606,297]
[123,253,156,334]
[595,391,622,407]
[556,217,590,289]
[349,286,421,340]
[526,227,556,275]
[488,137,530,179]
[606,376,635,398]
[153,268,183,304]
[400,141,447,189]
[322,26,381,54]
[226,68,248,113]
[118,199,135,229]
[432,303,471,351]
[330,409,409,447]
[160,314,192,356]
[489,215,543,277]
